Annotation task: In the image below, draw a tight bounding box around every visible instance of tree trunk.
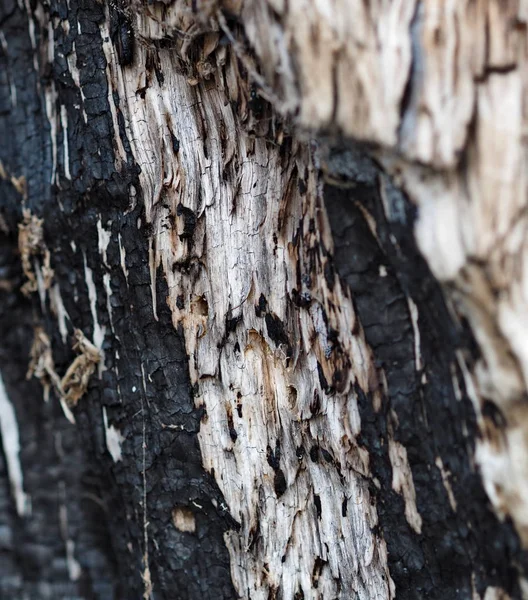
[0,1,527,599]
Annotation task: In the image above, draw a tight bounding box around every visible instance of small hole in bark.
[225,312,242,334]
[267,443,281,470]
[314,494,322,519]
[192,295,208,316]
[255,293,267,317]
[274,469,287,497]
[321,448,333,464]
[310,389,321,415]
[309,446,319,462]
[170,130,180,153]
[226,405,237,442]
[287,385,298,410]
[312,556,325,587]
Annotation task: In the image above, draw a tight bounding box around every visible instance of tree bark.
[0,1,527,599]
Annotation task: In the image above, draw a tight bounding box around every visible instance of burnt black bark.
[0,233,120,599]
[0,0,236,598]
[323,144,528,600]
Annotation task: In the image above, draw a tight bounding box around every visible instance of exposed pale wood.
[220,0,528,551]
[99,8,394,593]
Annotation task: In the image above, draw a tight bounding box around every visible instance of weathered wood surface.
[0,0,527,598]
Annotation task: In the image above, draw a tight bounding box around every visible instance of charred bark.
[0,1,527,599]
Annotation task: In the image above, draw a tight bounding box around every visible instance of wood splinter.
[27,327,101,423]
[61,329,101,408]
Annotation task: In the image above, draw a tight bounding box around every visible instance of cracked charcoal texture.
[0,238,119,599]
[323,152,528,599]
[0,0,236,598]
